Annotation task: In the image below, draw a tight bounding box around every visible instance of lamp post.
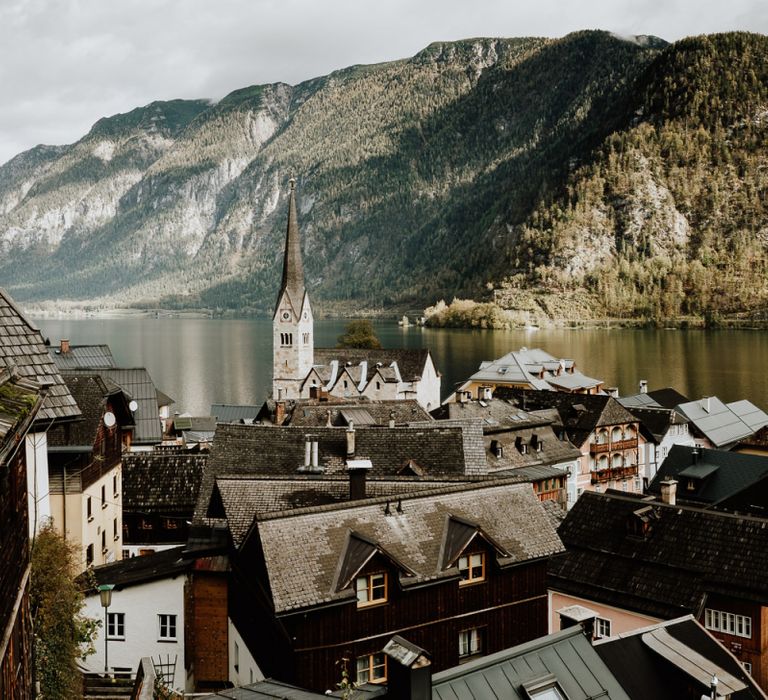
[98,584,115,676]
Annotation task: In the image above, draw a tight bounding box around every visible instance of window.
[459,628,484,659]
[595,617,612,639]
[164,517,180,530]
[139,518,153,530]
[113,474,119,497]
[158,614,177,641]
[302,332,309,345]
[744,661,752,675]
[101,484,107,508]
[705,609,752,638]
[356,572,387,607]
[458,552,485,585]
[234,641,239,672]
[101,530,107,553]
[113,518,119,541]
[356,652,387,684]
[87,497,93,521]
[121,549,129,559]
[86,544,94,566]
[280,332,293,346]
[107,612,125,639]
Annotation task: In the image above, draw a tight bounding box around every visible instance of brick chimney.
[659,478,677,506]
[383,636,432,700]
[347,459,371,501]
[60,339,70,354]
[275,401,286,425]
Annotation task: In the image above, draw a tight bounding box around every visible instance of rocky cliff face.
[1,31,765,320]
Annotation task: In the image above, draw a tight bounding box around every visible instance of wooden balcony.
[590,464,639,484]
[590,437,638,454]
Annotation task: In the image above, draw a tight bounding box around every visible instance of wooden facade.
[231,535,550,693]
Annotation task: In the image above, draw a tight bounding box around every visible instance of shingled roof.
[123,451,207,515]
[197,422,487,521]
[549,491,768,619]
[0,288,80,425]
[494,389,638,447]
[0,369,43,463]
[281,399,432,427]
[50,343,115,371]
[251,481,563,613]
[313,348,433,383]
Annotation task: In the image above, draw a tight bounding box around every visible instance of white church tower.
[272,178,314,400]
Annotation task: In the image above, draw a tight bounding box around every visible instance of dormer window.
[515,436,528,454]
[458,552,485,585]
[356,572,387,607]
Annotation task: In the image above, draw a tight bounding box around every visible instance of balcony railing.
[590,437,638,454]
[590,464,639,484]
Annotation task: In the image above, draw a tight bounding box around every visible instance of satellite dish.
[103,412,116,428]
[128,400,139,412]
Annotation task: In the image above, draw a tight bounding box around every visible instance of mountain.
[0,30,765,322]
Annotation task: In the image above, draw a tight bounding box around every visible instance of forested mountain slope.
[0,31,765,321]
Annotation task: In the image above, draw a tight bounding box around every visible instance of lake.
[35,317,768,415]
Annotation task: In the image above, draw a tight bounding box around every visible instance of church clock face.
[282,311,291,321]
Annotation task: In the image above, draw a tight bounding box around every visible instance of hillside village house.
[272,180,440,411]
[494,388,647,496]
[446,346,603,403]
[0,370,44,699]
[217,480,563,692]
[0,289,81,536]
[548,489,768,693]
[46,374,134,568]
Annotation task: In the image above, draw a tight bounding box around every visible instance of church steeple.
[272,178,314,400]
[276,178,305,315]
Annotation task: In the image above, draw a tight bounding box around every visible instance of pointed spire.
[276,178,305,313]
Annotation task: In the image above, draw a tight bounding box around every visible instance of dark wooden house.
[0,370,44,699]
[224,480,564,693]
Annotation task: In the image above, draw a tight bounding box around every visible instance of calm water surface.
[36,318,768,415]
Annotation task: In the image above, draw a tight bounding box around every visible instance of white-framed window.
[158,614,177,641]
[459,627,484,658]
[107,612,125,639]
[356,652,387,684]
[744,661,752,675]
[594,617,612,639]
[356,572,387,607]
[704,609,752,638]
[458,552,485,585]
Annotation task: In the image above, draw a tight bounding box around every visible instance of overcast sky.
[0,0,765,166]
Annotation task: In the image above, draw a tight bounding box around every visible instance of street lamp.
[98,584,115,676]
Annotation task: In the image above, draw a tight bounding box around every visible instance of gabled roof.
[313,348,432,383]
[621,406,687,443]
[64,367,164,444]
[550,491,768,618]
[197,422,486,521]
[676,396,768,448]
[647,444,768,508]
[595,616,763,700]
[252,481,563,613]
[432,625,629,700]
[283,400,432,427]
[648,388,690,409]
[84,546,191,590]
[123,451,207,514]
[50,343,115,371]
[494,389,637,447]
[0,288,80,425]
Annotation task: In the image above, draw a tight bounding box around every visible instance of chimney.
[639,380,648,394]
[389,411,396,429]
[556,606,596,640]
[309,385,318,399]
[325,410,332,427]
[383,636,432,700]
[606,387,619,398]
[458,391,468,404]
[691,447,700,464]
[482,386,492,401]
[346,421,355,458]
[304,439,312,468]
[347,459,371,501]
[702,397,711,413]
[659,478,677,506]
[60,339,70,354]
[275,401,286,425]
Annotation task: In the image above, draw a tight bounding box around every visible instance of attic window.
[515,436,528,454]
[627,506,657,539]
[458,552,485,586]
[356,572,387,607]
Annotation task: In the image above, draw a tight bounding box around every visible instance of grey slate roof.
[197,422,487,521]
[549,491,768,619]
[647,444,768,507]
[84,545,190,590]
[50,344,115,371]
[211,404,262,424]
[595,616,763,700]
[278,399,432,427]
[254,481,564,613]
[65,367,164,444]
[0,288,80,425]
[123,451,207,514]
[432,625,629,700]
[675,396,768,447]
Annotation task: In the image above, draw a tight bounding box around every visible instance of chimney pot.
[389,411,396,429]
[60,339,70,354]
[639,380,648,394]
[346,421,355,458]
[659,478,677,506]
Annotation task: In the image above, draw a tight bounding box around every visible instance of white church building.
[272,179,441,411]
